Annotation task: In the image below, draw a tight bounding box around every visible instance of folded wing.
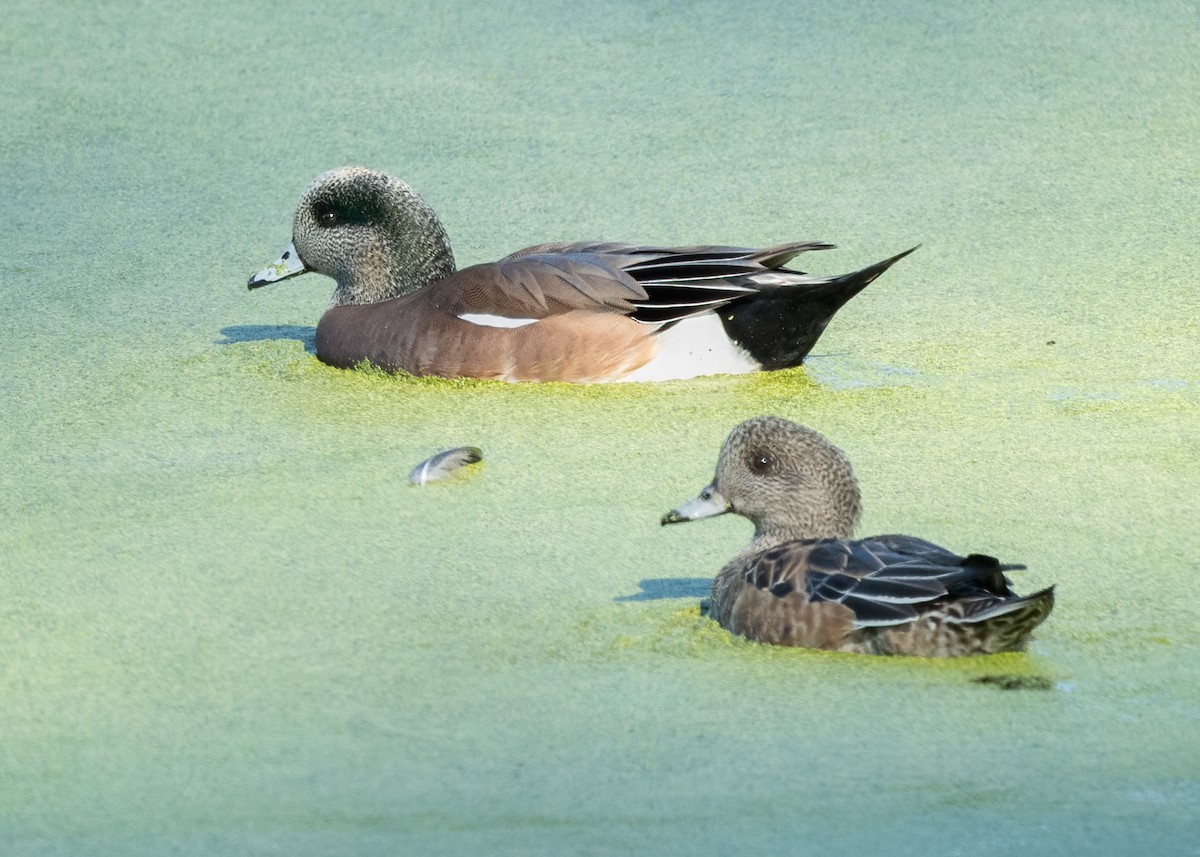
[743,536,1026,629]
[439,241,837,324]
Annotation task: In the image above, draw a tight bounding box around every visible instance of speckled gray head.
[248,167,456,308]
[662,416,862,542]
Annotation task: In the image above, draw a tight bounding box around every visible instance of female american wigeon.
[662,417,1055,656]
[248,167,915,383]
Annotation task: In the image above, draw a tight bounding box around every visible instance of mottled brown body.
[712,555,1054,655]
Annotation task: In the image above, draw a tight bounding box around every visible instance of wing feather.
[741,537,1025,630]
[443,241,840,326]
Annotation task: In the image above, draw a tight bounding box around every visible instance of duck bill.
[248,241,308,290]
[660,484,731,525]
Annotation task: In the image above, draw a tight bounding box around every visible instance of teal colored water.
[2,1,1197,854]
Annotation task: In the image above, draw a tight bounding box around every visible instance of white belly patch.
[617,313,760,382]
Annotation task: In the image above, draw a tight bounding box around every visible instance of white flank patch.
[457,313,539,329]
[617,313,761,382]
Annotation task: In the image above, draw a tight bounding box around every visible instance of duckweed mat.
[2,1,1197,854]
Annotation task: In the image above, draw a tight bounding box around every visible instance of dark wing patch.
[623,242,837,326]
[769,579,795,598]
[743,545,804,599]
[753,242,836,269]
[631,284,759,324]
[625,257,764,325]
[625,260,767,281]
[740,537,1029,630]
[465,241,839,325]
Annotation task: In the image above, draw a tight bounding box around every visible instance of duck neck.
[746,501,859,551]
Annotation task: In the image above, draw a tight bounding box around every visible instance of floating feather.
[408,447,483,486]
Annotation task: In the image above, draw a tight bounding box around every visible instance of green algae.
[972,674,1055,691]
[3,0,1199,855]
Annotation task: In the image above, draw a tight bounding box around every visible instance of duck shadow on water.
[615,578,711,602]
[217,324,317,354]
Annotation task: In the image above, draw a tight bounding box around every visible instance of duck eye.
[313,202,338,228]
[748,452,772,474]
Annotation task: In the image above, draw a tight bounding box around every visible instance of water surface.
[2,1,1197,854]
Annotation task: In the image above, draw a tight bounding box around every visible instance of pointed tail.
[961,585,1056,653]
[805,244,921,306]
[721,244,919,370]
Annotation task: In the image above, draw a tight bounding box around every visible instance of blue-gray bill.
[409,447,484,486]
[248,241,308,289]
[661,484,731,525]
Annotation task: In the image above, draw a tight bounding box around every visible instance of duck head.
[248,167,456,307]
[662,416,862,544]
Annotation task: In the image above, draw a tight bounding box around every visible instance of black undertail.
[722,246,918,370]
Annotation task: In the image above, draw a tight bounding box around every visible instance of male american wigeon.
[248,167,915,383]
[662,417,1055,656]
